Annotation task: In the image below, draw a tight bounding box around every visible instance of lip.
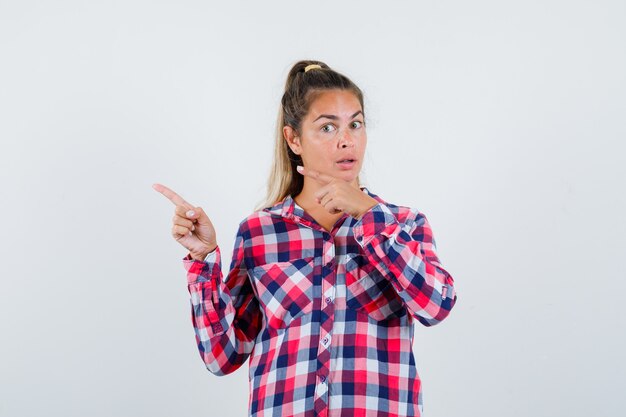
[336,159,357,170]
[336,155,357,163]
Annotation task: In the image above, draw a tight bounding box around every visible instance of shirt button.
[320,375,326,383]
[322,337,329,345]
[356,235,362,242]
[325,296,332,304]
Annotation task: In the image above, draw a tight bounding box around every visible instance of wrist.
[189,252,209,262]
[190,243,217,262]
[355,198,378,220]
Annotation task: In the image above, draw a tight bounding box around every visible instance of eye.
[351,120,363,129]
[321,124,336,133]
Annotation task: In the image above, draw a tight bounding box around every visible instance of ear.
[283,125,302,155]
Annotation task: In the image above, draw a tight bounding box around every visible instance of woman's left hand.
[297,165,379,219]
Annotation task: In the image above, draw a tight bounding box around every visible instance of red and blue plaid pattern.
[183,187,457,417]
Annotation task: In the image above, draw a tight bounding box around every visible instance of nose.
[338,128,354,148]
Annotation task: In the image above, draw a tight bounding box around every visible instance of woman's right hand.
[152,183,217,261]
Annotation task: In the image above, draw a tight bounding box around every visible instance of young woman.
[153,60,457,417]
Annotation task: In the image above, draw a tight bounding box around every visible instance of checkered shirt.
[183,187,457,417]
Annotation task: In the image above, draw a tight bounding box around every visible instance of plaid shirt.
[183,186,457,417]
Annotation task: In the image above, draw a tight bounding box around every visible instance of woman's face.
[284,89,366,187]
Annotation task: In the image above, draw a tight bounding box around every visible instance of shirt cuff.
[182,246,221,285]
[204,245,218,262]
[352,202,399,248]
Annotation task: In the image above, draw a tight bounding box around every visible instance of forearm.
[353,203,457,326]
[183,245,261,375]
[189,284,256,376]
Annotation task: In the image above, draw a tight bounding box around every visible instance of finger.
[320,198,342,215]
[153,183,193,208]
[320,194,342,213]
[296,166,334,185]
[172,214,194,230]
[172,224,192,239]
[314,185,332,203]
[319,192,334,207]
[175,205,199,221]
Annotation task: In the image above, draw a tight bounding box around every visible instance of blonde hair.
[253,60,365,212]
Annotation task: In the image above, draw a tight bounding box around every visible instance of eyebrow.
[313,110,363,122]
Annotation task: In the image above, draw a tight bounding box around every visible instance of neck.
[295,177,360,210]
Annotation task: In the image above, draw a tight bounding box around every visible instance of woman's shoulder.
[232,200,287,238]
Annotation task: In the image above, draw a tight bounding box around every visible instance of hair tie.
[304,64,322,73]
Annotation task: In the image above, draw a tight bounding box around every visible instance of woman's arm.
[183,220,262,375]
[352,203,457,326]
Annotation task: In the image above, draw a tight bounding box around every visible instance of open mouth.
[336,159,357,169]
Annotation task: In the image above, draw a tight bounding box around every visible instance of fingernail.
[191,225,195,231]
[296,165,303,172]
[187,210,195,216]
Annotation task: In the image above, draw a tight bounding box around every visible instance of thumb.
[187,206,210,224]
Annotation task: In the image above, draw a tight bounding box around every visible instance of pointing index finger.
[152,183,193,208]
[297,166,334,185]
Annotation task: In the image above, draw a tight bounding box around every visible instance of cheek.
[301,140,329,165]
[357,135,367,157]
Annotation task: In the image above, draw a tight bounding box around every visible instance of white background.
[1,1,624,416]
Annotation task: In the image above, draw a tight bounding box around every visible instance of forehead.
[307,90,362,119]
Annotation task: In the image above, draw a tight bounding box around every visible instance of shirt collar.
[265,186,386,229]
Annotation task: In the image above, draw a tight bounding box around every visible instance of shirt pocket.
[250,257,316,330]
[344,253,407,322]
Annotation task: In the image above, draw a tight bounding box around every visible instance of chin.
[340,173,359,184]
